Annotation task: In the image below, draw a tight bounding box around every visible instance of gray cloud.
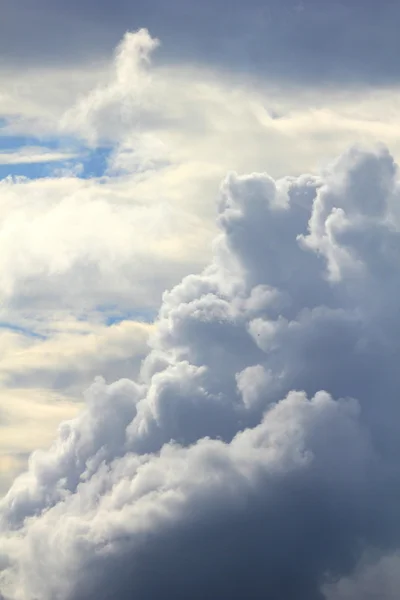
[2,145,400,598]
[2,1,400,85]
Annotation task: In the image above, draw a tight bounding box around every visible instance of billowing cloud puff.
[62,29,160,145]
[2,145,400,599]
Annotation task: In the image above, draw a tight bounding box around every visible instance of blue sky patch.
[0,129,113,181]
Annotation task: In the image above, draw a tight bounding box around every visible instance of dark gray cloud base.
[2,146,400,598]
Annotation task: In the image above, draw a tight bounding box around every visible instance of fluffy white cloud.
[4,28,400,600]
[0,175,208,312]
[1,145,400,599]
[3,30,400,316]
[0,316,151,494]
[0,387,80,496]
[5,28,400,180]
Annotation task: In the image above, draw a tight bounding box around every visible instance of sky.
[2,2,400,599]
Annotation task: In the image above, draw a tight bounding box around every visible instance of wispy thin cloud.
[0,146,79,165]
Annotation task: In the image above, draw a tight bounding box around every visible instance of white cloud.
[2,28,400,317]
[3,29,400,181]
[2,30,400,325]
[3,29,400,599]
[0,387,80,496]
[1,145,400,598]
[0,316,150,495]
[0,317,151,391]
[0,148,79,165]
[0,175,209,312]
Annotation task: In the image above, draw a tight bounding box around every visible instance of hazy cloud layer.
[1,145,400,598]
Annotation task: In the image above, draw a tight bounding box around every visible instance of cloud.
[2,0,400,88]
[0,148,79,165]
[323,552,400,599]
[0,388,80,496]
[0,174,209,312]
[1,145,400,598]
[61,28,160,145]
[0,316,151,393]
[0,316,150,497]
[0,455,27,498]
[6,28,400,180]
[3,28,400,600]
[59,29,400,180]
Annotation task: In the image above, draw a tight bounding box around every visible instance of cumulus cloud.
[4,26,400,600]
[6,28,400,180]
[0,387,80,496]
[1,145,400,599]
[0,316,150,496]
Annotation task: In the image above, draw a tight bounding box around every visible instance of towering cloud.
[1,145,400,599]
